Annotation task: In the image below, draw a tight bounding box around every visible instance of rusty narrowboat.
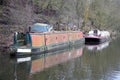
[10,23,85,56]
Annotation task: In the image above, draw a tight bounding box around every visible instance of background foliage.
[0,0,120,45]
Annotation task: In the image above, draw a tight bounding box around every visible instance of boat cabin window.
[93,30,101,36]
[94,30,97,34]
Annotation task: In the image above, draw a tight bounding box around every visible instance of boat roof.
[31,23,51,32]
[33,23,49,26]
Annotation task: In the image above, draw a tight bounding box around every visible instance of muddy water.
[0,37,120,80]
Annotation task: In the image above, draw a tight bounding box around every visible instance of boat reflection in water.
[13,46,83,80]
[30,46,83,74]
[85,41,110,51]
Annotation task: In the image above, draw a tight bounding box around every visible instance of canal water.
[0,37,120,80]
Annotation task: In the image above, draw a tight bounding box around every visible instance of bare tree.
[73,0,85,29]
[8,0,34,32]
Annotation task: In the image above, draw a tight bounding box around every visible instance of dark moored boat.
[84,30,110,44]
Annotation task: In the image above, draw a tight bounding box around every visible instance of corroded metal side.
[29,31,84,48]
[30,34,45,47]
[68,32,83,41]
[45,33,55,45]
[45,33,69,45]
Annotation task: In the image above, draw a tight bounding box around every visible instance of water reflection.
[82,38,120,80]
[31,47,83,74]
[85,41,110,51]
[1,38,120,80]
[13,46,83,80]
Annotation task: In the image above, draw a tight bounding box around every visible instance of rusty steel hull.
[10,31,85,56]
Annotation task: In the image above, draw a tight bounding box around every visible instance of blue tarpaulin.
[31,23,51,32]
